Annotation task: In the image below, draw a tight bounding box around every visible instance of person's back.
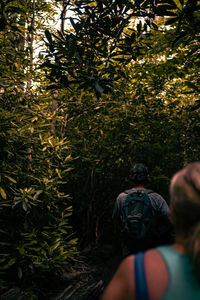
[102,162,200,300]
[112,163,172,257]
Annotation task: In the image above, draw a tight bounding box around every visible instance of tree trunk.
[51,1,68,134]
[60,0,69,34]
[26,0,36,106]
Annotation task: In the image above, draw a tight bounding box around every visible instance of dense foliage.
[44,0,199,95]
[0,0,200,297]
[0,100,76,292]
[44,0,199,245]
[0,0,77,297]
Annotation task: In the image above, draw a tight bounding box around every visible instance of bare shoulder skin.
[101,248,169,300]
[145,249,168,300]
[101,255,134,300]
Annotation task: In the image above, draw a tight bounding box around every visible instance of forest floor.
[49,243,121,300]
[0,243,121,300]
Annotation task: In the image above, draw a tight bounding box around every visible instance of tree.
[43,0,199,96]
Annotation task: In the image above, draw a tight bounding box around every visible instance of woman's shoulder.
[145,248,169,300]
[102,249,169,300]
[119,249,169,300]
[118,249,169,300]
[101,255,135,300]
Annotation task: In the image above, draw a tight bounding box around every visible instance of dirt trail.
[50,244,121,300]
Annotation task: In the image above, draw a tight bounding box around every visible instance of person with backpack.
[112,163,172,257]
[102,162,200,300]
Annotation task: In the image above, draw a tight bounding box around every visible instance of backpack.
[122,189,153,240]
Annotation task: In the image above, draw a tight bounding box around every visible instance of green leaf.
[18,267,23,279]
[64,154,72,162]
[165,17,179,25]
[0,258,6,264]
[4,175,17,183]
[70,17,78,32]
[33,190,43,201]
[56,168,62,178]
[50,241,60,252]
[151,23,158,30]
[173,33,187,46]
[68,238,78,245]
[157,8,177,16]
[48,138,53,147]
[45,29,53,44]
[185,81,199,91]
[18,247,25,255]
[172,0,183,9]
[0,258,16,270]
[22,202,27,211]
[0,186,6,199]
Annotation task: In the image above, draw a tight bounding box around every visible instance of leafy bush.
[0,95,77,293]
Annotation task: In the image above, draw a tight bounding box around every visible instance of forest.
[0,0,200,299]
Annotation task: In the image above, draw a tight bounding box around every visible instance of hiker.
[102,162,200,300]
[112,163,172,257]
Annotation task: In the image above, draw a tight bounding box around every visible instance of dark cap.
[129,163,148,182]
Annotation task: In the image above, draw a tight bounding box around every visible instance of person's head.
[129,163,148,186]
[170,162,200,280]
[170,162,200,236]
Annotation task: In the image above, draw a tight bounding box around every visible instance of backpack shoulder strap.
[145,189,154,195]
[124,189,152,206]
[134,252,150,300]
[123,189,134,194]
[124,189,154,195]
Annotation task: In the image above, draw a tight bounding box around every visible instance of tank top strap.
[134,252,150,300]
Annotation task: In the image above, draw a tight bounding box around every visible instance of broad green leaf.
[172,0,184,9]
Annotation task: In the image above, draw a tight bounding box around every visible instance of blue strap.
[134,252,150,300]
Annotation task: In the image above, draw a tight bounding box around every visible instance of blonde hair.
[170,162,200,281]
